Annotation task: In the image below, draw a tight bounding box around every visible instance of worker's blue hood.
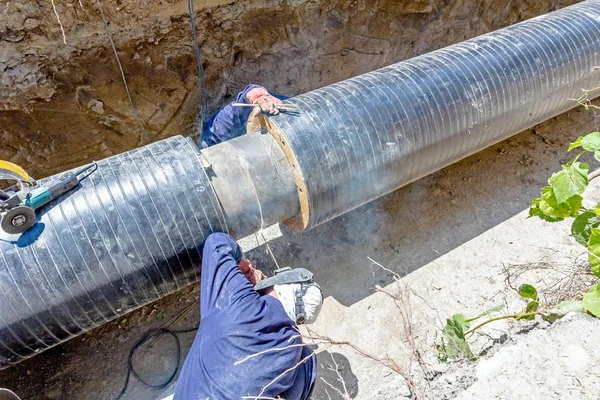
[174,233,316,400]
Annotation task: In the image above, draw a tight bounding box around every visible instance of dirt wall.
[0,0,578,177]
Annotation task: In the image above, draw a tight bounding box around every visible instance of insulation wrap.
[262,0,600,230]
[0,136,227,368]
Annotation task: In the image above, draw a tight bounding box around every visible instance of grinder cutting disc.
[1,205,36,234]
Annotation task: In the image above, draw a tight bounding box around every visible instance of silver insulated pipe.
[259,0,600,231]
[2,0,600,369]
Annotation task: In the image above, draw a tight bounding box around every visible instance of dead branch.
[501,258,597,305]
[368,257,433,389]
[234,341,331,365]
[319,353,353,400]
[254,350,323,399]
[571,86,600,111]
[51,0,67,44]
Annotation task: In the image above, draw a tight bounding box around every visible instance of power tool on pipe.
[0,160,97,234]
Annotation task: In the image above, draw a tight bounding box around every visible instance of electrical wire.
[261,231,281,270]
[187,0,209,128]
[113,326,199,400]
[95,0,151,145]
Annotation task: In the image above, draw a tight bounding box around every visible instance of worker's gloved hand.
[246,87,283,117]
[238,255,264,285]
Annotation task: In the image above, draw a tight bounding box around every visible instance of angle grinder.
[0,161,97,234]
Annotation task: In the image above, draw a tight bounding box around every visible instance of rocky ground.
[2,0,599,399]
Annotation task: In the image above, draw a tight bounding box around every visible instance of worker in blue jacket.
[200,85,285,147]
[174,233,323,400]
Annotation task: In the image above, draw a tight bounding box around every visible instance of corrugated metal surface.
[265,0,600,230]
[0,136,227,368]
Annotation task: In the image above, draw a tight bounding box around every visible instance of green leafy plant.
[529,131,600,277]
[436,283,600,362]
[437,132,600,363]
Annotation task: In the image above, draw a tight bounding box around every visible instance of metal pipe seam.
[199,131,299,238]
[0,132,299,369]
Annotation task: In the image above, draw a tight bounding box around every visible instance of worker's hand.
[246,87,283,117]
[239,254,264,285]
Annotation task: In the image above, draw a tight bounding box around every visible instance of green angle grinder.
[0,160,97,234]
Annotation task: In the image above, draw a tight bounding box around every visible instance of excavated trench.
[0,0,595,396]
[1,0,577,178]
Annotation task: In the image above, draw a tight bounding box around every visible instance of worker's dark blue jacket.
[174,233,316,400]
[201,85,286,147]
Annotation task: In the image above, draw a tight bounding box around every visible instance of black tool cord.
[113,326,199,400]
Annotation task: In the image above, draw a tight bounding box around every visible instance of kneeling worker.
[175,233,323,399]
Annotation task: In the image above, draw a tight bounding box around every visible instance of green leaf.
[438,314,475,361]
[483,304,505,315]
[528,186,583,222]
[571,212,600,246]
[518,301,539,321]
[583,283,600,318]
[542,300,585,323]
[556,300,585,315]
[537,186,582,220]
[448,314,469,339]
[541,313,559,323]
[580,132,600,152]
[529,197,562,222]
[595,150,600,163]
[568,137,583,151]
[587,228,600,278]
[548,162,589,204]
[518,284,538,300]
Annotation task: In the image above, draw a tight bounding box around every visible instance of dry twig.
[501,255,597,305]
[51,0,67,44]
[239,256,434,399]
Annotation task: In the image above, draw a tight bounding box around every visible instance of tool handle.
[231,102,299,110]
[231,103,257,107]
[47,172,79,200]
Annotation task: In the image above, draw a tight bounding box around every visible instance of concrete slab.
[456,313,600,400]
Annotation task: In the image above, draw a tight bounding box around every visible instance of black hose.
[113,326,199,400]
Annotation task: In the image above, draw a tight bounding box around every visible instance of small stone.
[87,99,104,114]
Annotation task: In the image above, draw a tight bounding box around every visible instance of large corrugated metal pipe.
[2,0,600,369]
[257,0,600,231]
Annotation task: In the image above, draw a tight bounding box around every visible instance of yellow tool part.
[0,161,32,184]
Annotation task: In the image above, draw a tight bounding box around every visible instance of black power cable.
[113,326,199,400]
